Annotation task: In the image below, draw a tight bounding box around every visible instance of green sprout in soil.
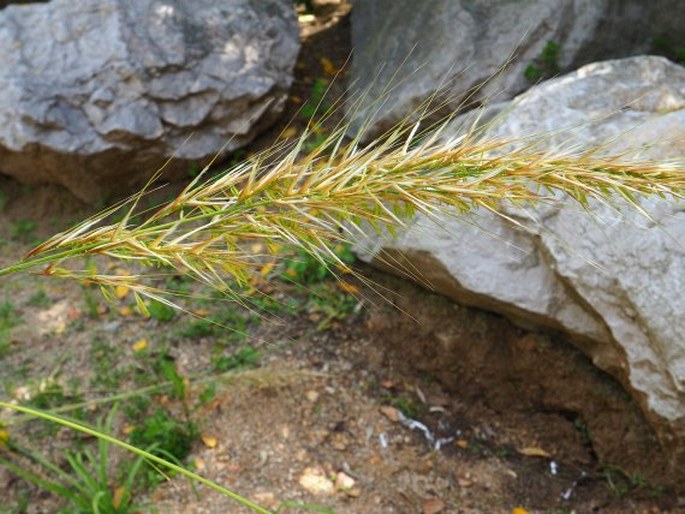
[129,408,198,466]
[9,219,38,244]
[524,40,561,81]
[0,408,148,514]
[0,300,19,358]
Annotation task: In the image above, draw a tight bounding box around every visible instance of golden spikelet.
[1,112,683,304]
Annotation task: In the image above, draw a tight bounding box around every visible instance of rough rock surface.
[0,0,299,202]
[347,0,685,137]
[356,56,685,473]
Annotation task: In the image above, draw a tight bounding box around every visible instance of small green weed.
[386,394,420,419]
[602,464,650,498]
[302,130,329,153]
[306,284,359,330]
[0,301,19,357]
[20,379,86,437]
[164,274,194,295]
[154,355,186,402]
[122,395,151,421]
[246,291,298,315]
[652,35,685,65]
[28,289,51,307]
[24,380,72,410]
[180,307,257,343]
[300,78,330,120]
[524,40,561,81]
[227,148,247,168]
[129,409,198,465]
[212,345,260,373]
[296,76,332,152]
[0,483,30,514]
[9,219,37,244]
[0,408,148,513]
[0,300,18,322]
[181,318,215,338]
[196,382,216,410]
[82,285,101,318]
[282,244,355,285]
[89,339,125,390]
[147,299,175,322]
[186,162,201,179]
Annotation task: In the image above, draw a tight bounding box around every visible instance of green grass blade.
[0,455,82,507]
[0,401,272,514]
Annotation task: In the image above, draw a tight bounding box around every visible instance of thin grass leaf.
[0,455,83,506]
[0,401,271,514]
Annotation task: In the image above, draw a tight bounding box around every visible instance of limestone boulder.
[0,0,299,202]
[356,56,685,476]
[348,0,685,137]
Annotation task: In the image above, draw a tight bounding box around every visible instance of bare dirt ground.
[0,2,683,513]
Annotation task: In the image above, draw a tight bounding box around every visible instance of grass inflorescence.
[0,97,683,512]
[1,116,682,309]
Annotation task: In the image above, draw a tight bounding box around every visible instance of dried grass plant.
[0,81,683,512]
[1,111,683,303]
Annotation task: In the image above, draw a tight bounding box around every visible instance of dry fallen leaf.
[345,487,361,498]
[132,338,148,353]
[511,508,530,514]
[115,285,130,299]
[457,476,473,488]
[54,321,66,334]
[379,405,400,422]
[320,56,337,77]
[112,485,126,509]
[260,262,275,277]
[518,447,551,458]
[201,434,218,449]
[337,281,359,294]
[423,497,445,514]
[279,126,298,139]
[118,306,133,317]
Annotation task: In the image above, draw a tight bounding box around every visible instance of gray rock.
[0,0,299,202]
[347,0,685,138]
[356,56,685,478]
